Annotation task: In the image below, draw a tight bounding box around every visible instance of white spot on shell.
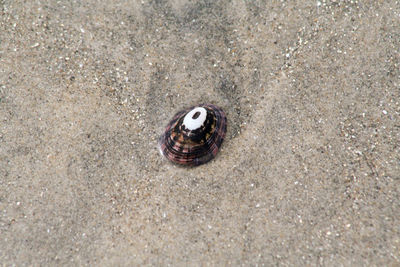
[183,107,207,130]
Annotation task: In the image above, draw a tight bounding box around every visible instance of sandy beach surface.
[1,0,399,265]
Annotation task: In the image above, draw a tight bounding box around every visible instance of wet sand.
[1,0,399,265]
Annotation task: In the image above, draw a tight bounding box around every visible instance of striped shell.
[158,104,227,166]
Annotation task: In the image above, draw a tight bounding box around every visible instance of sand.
[1,0,399,265]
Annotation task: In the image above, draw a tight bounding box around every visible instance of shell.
[158,104,227,166]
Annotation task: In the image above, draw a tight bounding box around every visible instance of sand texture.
[1,0,399,265]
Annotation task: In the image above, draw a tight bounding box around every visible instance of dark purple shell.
[158,104,227,166]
